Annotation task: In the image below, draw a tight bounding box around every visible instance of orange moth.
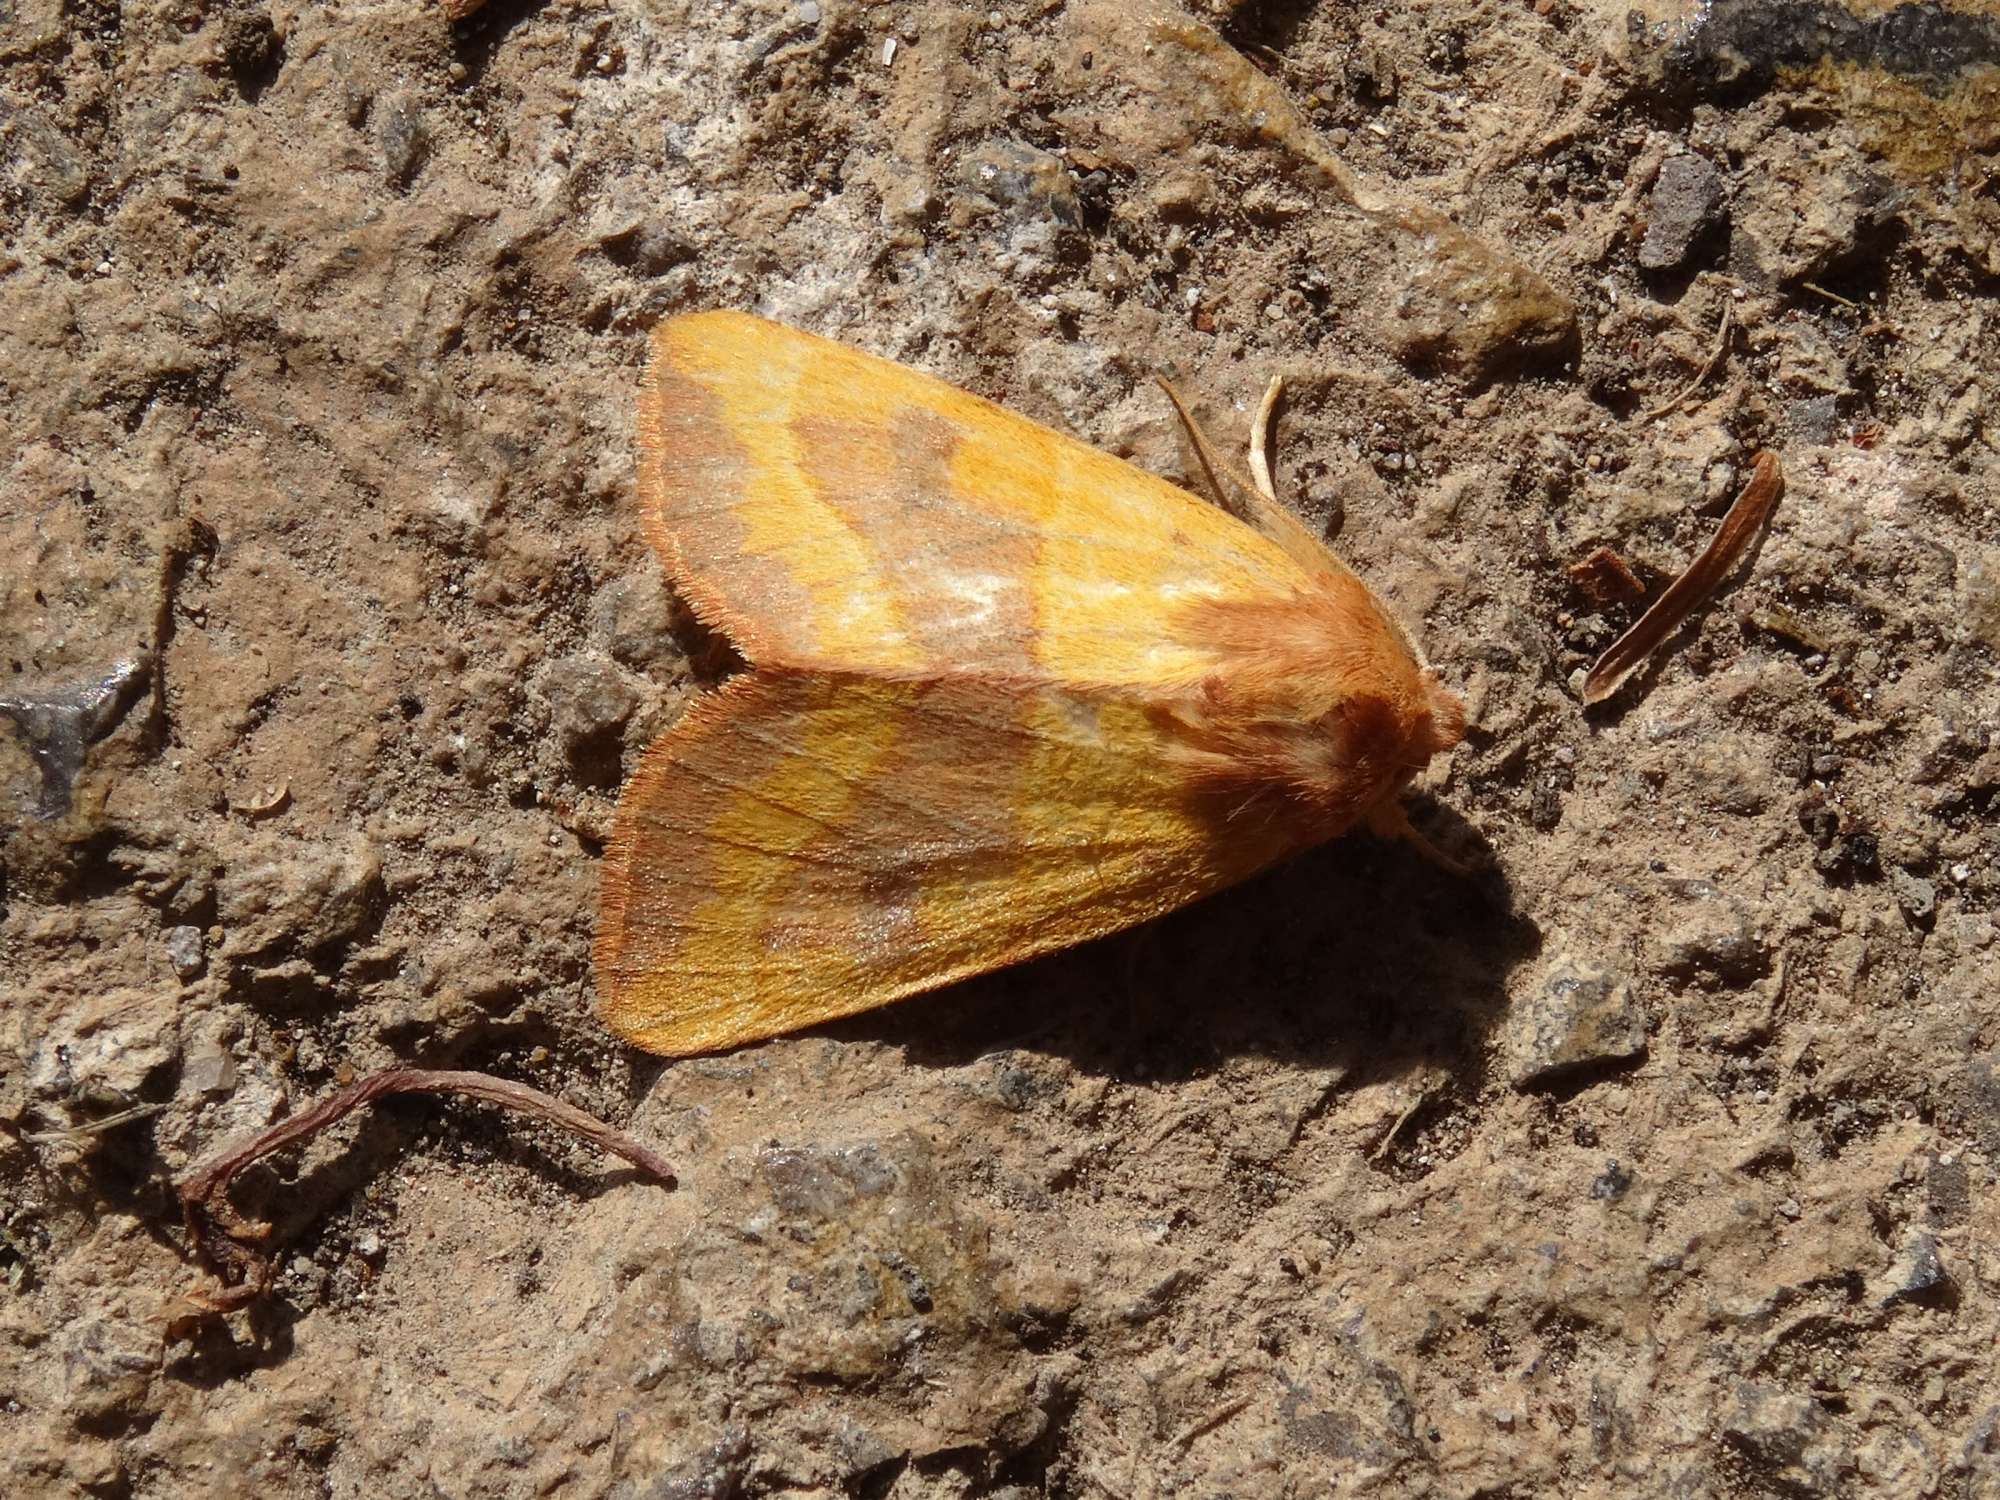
[595,312,1466,1056]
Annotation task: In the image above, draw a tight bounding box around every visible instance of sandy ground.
[4,0,1999,1494]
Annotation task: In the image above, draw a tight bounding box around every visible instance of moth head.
[1414,668,1466,764]
[1167,582,1467,826]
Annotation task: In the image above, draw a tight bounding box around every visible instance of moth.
[595,312,1465,1056]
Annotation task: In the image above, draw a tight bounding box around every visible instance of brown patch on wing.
[791,404,1044,671]
[636,338,796,659]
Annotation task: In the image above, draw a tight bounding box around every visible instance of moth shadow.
[855,818,1536,1090]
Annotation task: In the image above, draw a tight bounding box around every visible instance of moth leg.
[1364,798,1470,878]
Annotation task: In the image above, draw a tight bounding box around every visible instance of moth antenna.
[1154,377,1236,511]
[1248,375,1283,504]
[1160,373,1447,701]
[1154,377,1331,577]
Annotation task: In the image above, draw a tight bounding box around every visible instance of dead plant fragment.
[177,1068,674,1311]
[1582,450,1785,707]
[1639,301,1735,424]
[1567,545,1647,606]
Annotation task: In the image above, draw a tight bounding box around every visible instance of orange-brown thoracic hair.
[1154,582,1465,836]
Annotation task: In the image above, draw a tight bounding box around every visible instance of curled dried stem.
[177,1068,674,1310]
[1582,450,1784,707]
[1640,301,1734,424]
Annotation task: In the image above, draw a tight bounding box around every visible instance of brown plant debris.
[177,1068,675,1310]
[1582,450,1785,706]
[1567,545,1648,605]
[1640,301,1735,423]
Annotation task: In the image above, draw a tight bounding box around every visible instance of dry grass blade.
[1582,450,1784,707]
[1640,301,1734,423]
[24,1101,170,1143]
[178,1068,674,1309]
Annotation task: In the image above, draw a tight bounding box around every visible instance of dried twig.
[1801,280,1861,311]
[178,1068,674,1309]
[1639,301,1734,423]
[24,1101,169,1143]
[1582,450,1784,707]
[1370,1067,1440,1161]
[1169,1396,1254,1456]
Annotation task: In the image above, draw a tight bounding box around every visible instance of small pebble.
[163,925,206,981]
[1591,1160,1634,1200]
[1638,153,1727,270]
[1891,868,1937,925]
[1506,953,1648,1089]
[183,1036,236,1095]
[1651,880,1767,982]
[1878,1230,1951,1305]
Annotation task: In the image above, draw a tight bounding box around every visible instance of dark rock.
[1928,1154,1970,1226]
[376,94,429,186]
[1639,154,1728,270]
[1723,1383,1850,1492]
[1786,395,1840,445]
[1878,1229,1954,1306]
[649,1426,749,1500]
[0,657,151,818]
[1590,1159,1634,1200]
[1962,1407,2000,1484]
